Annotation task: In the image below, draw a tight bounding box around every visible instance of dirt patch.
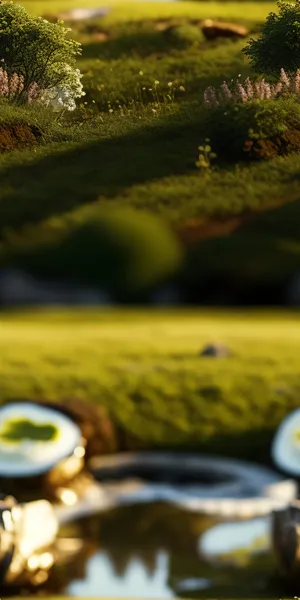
[243,128,300,160]
[155,19,173,31]
[178,216,248,245]
[91,31,109,42]
[178,192,300,245]
[201,19,248,39]
[0,122,43,153]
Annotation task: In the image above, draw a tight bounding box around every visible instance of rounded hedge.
[45,208,184,300]
[166,24,204,49]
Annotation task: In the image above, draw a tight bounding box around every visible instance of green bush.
[203,96,300,161]
[0,2,81,99]
[243,0,300,75]
[166,24,204,49]
[17,208,184,301]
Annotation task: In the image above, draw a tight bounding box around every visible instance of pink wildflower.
[293,69,300,94]
[220,81,232,102]
[28,82,40,103]
[254,81,264,100]
[244,77,254,99]
[0,68,9,97]
[280,68,290,89]
[235,83,248,103]
[274,81,283,96]
[204,86,218,107]
[263,82,272,99]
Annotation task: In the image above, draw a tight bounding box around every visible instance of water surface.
[44,502,280,598]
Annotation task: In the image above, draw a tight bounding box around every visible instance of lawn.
[2,308,300,462]
[20,0,275,22]
[0,0,299,304]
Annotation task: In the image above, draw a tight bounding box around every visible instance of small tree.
[243,0,300,75]
[0,2,82,101]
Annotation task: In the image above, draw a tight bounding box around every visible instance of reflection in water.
[200,518,270,565]
[41,503,284,598]
[68,551,174,598]
[175,577,211,593]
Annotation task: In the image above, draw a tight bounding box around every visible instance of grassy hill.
[0,0,299,303]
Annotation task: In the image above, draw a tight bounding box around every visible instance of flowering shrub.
[204,69,300,107]
[0,64,85,111]
[0,2,85,110]
[38,67,85,112]
[243,0,300,75]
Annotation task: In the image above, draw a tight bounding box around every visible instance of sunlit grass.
[1,309,300,460]
[1,0,296,309]
[19,0,275,23]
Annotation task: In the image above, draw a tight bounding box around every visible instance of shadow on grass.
[0,110,204,234]
[82,30,173,60]
[182,194,300,304]
[150,427,276,466]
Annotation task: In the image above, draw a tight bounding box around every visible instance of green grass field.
[2,308,300,461]
[20,0,275,22]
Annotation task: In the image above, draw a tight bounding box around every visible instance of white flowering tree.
[0,2,85,109]
[38,65,85,111]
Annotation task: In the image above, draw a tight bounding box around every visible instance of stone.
[88,452,298,518]
[201,19,249,40]
[200,343,233,358]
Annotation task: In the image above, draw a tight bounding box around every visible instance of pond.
[39,502,281,599]
[1,447,297,598]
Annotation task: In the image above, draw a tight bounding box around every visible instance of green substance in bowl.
[0,418,59,442]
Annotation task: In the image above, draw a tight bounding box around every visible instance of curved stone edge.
[55,452,298,522]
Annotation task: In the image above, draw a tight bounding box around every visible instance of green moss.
[0,418,59,442]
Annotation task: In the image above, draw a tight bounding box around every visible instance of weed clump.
[203,97,300,161]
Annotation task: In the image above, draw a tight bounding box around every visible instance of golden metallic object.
[0,437,87,503]
[0,495,58,586]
